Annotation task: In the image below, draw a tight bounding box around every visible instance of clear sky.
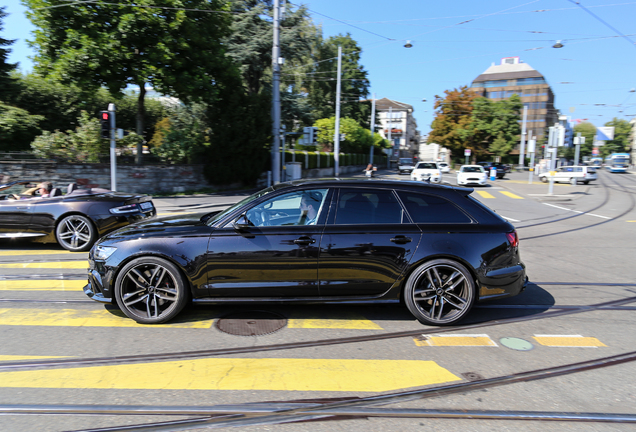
[3,0,636,135]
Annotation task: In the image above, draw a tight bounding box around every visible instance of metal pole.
[387,106,392,169]
[108,103,117,192]
[271,0,281,184]
[574,132,582,166]
[518,105,527,169]
[369,94,376,165]
[528,130,535,184]
[333,46,342,177]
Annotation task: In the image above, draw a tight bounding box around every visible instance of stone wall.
[0,161,369,194]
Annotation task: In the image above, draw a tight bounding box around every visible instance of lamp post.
[270,0,281,184]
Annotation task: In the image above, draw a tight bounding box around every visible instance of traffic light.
[99,111,111,139]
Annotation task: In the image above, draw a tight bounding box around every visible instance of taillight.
[506,231,519,247]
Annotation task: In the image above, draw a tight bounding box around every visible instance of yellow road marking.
[288,312,383,329]
[0,280,86,291]
[0,358,461,392]
[0,308,215,329]
[499,191,524,199]
[475,191,495,199]
[533,335,606,347]
[0,261,86,269]
[0,250,74,256]
[0,355,68,361]
[414,334,497,347]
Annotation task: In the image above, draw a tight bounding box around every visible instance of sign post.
[464,148,471,165]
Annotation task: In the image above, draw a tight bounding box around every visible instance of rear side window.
[397,191,472,223]
[336,188,405,224]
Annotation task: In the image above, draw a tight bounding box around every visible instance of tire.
[114,257,189,324]
[55,215,97,252]
[540,176,548,183]
[403,259,476,326]
[583,181,589,185]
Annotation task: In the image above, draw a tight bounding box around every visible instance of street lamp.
[404,40,413,48]
[552,40,564,48]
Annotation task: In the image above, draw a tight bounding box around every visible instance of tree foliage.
[305,34,371,127]
[601,118,632,156]
[150,103,211,164]
[30,111,108,162]
[24,0,233,148]
[0,102,44,151]
[428,86,477,158]
[573,121,597,157]
[314,116,389,154]
[0,7,19,102]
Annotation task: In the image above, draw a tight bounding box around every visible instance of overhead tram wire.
[566,0,636,51]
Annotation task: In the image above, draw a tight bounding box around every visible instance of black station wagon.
[84,178,527,325]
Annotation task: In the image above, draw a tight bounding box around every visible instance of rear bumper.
[478,264,527,301]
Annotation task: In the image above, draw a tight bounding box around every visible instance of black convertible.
[0,180,156,252]
[84,178,527,326]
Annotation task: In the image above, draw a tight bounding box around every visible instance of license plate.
[140,202,153,210]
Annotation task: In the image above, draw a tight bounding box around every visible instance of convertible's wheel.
[403,259,476,326]
[114,257,189,324]
[55,215,96,252]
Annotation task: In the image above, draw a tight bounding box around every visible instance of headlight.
[109,204,138,214]
[94,245,117,260]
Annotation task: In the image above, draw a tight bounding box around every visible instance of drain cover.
[216,310,287,336]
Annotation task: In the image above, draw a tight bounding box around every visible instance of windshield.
[462,166,484,173]
[416,163,437,169]
[399,158,413,165]
[205,186,274,225]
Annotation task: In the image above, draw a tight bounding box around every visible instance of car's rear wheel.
[55,215,96,252]
[115,257,189,324]
[540,176,548,183]
[404,259,476,326]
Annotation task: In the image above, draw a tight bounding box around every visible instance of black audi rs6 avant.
[84,178,527,326]
[0,180,155,252]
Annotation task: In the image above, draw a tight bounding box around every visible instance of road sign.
[464,149,471,156]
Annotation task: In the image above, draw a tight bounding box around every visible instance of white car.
[410,162,442,183]
[457,165,488,186]
[539,166,597,184]
[438,162,451,173]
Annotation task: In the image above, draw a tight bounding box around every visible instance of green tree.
[24,0,233,162]
[305,34,371,127]
[30,111,107,162]
[428,86,477,159]
[463,95,522,160]
[0,102,44,151]
[0,7,19,102]
[314,116,387,153]
[573,121,597,158]
[601,118,632,156]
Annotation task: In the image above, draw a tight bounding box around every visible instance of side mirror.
[232,214,251,231]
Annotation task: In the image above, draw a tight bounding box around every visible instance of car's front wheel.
[55,215,97,252]
[403,259,476,326]
[114,257,189,324]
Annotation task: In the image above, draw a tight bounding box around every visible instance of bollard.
[490,167,496,181]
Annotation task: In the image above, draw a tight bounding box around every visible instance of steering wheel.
[8,194,21,200]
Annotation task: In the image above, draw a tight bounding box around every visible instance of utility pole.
[270,0,281,184]
[369,94,376,165]
[518,104,528,169]
[387,106,392,169]
[108,103,117,191]
[333,46,342,177]
[574,132,584,166]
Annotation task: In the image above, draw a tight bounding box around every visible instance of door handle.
[391,235,412,244]
[294,236,316,245]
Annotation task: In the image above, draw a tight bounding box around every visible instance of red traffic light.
[101,112,110,120]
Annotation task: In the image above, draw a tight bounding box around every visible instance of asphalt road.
[0,169,635,432]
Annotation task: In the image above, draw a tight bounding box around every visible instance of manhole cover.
[461,372,485,381]
[216,310,287,336]
[500,337,534,351]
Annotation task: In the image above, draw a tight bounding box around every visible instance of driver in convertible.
[37,182,53,198]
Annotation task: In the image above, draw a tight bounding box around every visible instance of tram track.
[518,171,635,240]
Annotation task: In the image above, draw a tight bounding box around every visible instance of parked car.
[457,165,488,186]
[84,178,527,326]
[539,166,597,184]
[397,158,416,174]
[438,162,451,173]
[0,180,156,252]
[410,161,442,183]
[477,162,506,179]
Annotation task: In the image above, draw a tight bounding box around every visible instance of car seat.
[49,188,63,197]
[67,183,77,194]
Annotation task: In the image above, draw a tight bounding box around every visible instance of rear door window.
[397,191,472,223]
